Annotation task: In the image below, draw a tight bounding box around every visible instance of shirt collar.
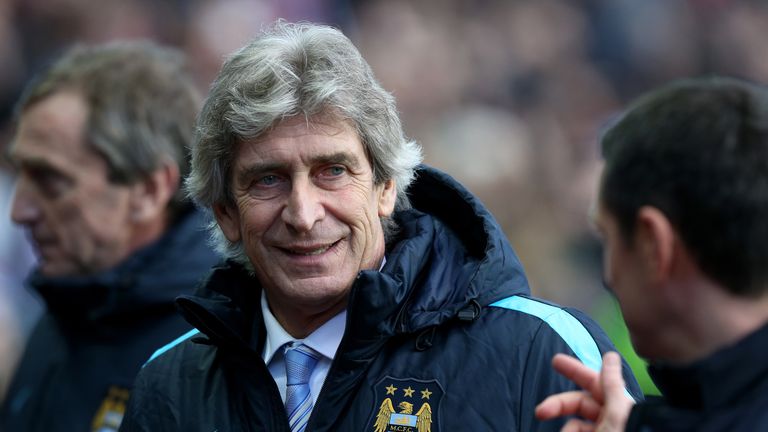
[261,290,346,364]
[260,256,385,364]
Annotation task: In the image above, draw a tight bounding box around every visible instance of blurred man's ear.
[130,162,180,223]
[213,202,242,243]
[636,206,675,283]
[377,179,397,218]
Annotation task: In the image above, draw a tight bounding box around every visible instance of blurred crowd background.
[2,0,768,396]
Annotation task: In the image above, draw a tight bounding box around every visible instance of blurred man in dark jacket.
[0,41,219,432]
[120,21,641,432]
[536,77,768,431]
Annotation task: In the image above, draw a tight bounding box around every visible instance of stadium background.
[2,0,767,396]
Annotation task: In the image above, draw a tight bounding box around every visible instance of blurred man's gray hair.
[187,21,423,264]
[16,41,201,220]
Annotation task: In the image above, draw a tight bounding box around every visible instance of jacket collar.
[177,261,262,350]
[648,320,768,410]
[388,165,530,330]
[30,207,217,323]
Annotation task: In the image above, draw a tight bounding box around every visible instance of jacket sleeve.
[514,305,644,432]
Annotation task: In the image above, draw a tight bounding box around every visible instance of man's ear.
[636,206,675,283]
[129,162,179,223]
[377,179,397,217]
[213,201,242,243]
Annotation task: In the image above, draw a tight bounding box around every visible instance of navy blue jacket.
[627,321,768,431]
[0,208,218,432]
[121,166,642,431]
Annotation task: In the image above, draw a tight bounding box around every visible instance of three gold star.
[385,383,433,400]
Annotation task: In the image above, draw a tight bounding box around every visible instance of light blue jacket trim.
[490,296,603,372]
[490,296,636,401]
[144,328,200,367]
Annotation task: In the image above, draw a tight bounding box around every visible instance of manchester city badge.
[369,377,443,432]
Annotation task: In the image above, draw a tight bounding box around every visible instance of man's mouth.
[292,245,331,256]
[282,240,341,256]
[32,237,55,251]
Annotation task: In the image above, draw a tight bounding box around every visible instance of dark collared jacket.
[627,321,768,431]
[0,208,218,432]
[120,166,643,432]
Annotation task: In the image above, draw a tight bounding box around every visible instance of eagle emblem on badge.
[374,399,432,432]
[370,377,442,432]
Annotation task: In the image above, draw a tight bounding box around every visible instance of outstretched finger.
[596,352,635,431]
[551,354,602,398]
[600,352,627,399]
[535,391,603,421]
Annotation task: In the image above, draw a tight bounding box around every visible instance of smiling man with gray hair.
[121,21,640,431]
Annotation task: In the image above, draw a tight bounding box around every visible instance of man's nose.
[281,178,325,233]
[10,176,41,226]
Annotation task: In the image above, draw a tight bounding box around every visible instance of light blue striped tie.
[284,344,320,432]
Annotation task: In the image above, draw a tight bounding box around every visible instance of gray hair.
[187,21,423,265]
[16,41,201,219]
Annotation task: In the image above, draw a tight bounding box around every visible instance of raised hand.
[535,352,635,432]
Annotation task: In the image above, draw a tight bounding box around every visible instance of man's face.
[593,200,660,358]
[215,115,396,323]
[10,91,136,277]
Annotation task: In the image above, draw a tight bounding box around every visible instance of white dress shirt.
[260,258,386,407]
[261,291,346,405]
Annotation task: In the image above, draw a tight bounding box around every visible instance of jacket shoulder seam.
[489,295,603,372]
[143,328,201,367]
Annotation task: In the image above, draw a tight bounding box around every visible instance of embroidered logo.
[371,377,443,432]
[91,385,130,432]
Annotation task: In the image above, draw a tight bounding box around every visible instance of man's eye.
[29,167,71,198]
[257,175,280,186]
[324,166,346,176]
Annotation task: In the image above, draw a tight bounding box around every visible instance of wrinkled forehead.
[237,112,371,164]
[256,112,357,142]
[10,91,94,164]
